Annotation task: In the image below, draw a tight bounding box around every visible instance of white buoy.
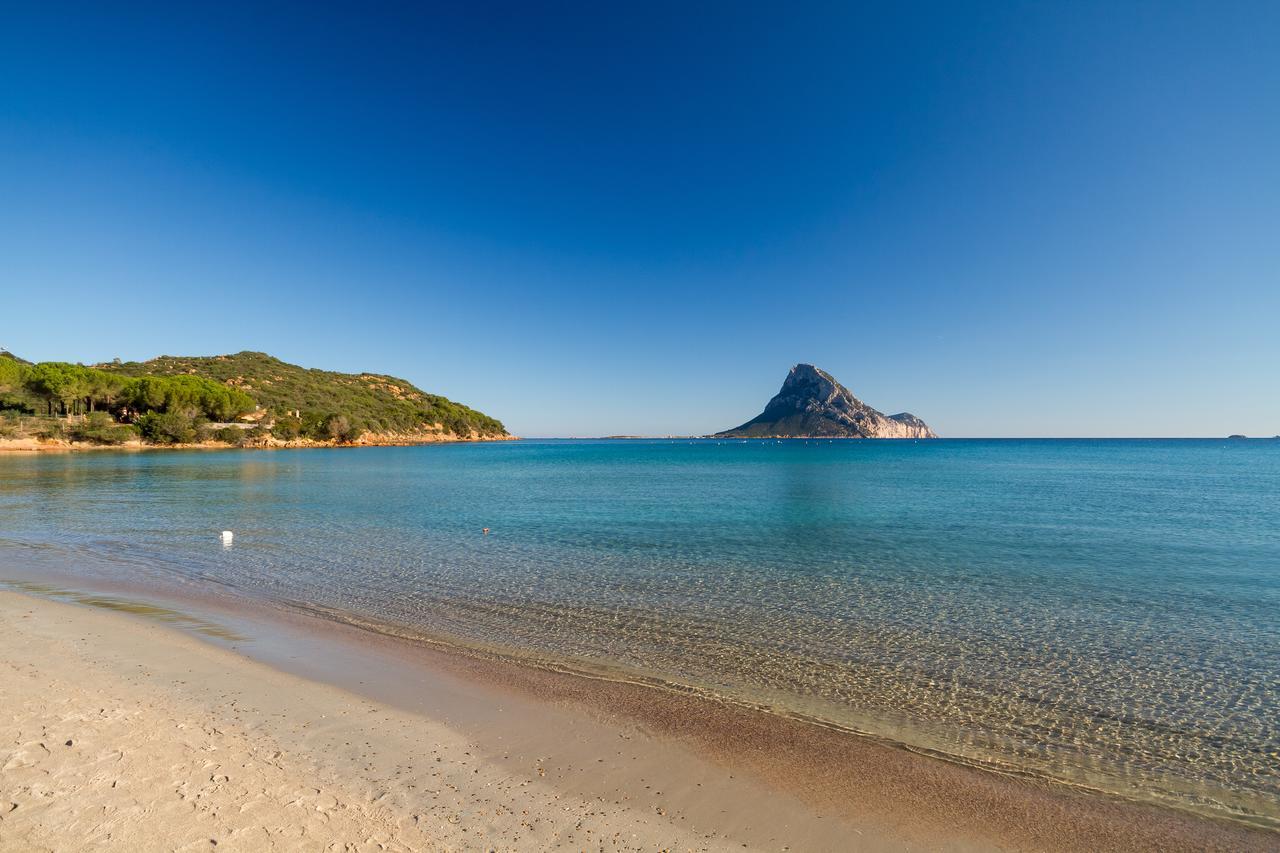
[220,530,234,546]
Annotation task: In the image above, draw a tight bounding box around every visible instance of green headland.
[0,350,508,449]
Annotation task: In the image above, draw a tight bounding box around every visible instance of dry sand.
[1,589,1274,852]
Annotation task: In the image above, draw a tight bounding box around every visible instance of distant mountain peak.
[715,364,936,439]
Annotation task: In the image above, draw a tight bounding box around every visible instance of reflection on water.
[0,439,1277,828]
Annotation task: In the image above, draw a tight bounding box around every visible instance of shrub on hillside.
[271,416,302,441]
[68,412,138,445]
[324,414,358,443]
[0,415,23,438]
[299,411,329,440]
[205,426,247,446]
[136,410,200,444]
[32,419,65,441]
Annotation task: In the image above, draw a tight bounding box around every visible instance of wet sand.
[1,586,1274,851]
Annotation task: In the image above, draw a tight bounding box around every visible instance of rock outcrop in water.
[716,364,937,439]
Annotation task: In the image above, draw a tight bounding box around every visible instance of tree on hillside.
[118,375,254,422]
[125,376,169,413]
[25,363,80,416]
[83,370,127,413]
[0,356,29,394]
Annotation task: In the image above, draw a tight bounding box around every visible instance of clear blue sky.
[2,3,1276,437]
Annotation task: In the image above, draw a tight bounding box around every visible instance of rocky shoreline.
[0,433,519,453]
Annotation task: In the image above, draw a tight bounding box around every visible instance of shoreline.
[1,588,879,852]
[2,570,1273,851]
[0,434,519,453]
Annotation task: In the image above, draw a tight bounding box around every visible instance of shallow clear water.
[2,439,1277,825]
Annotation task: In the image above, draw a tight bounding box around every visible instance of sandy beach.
[2,586,1273,852]
[0,590,892,852]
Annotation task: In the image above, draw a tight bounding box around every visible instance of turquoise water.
[2,439,1278,826]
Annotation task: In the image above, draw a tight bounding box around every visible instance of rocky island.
[716,364,936,439]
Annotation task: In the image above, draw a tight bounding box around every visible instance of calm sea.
[2,439,1277,826]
